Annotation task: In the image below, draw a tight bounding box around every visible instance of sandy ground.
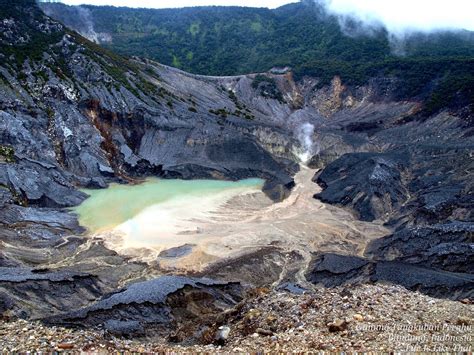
[95,166,389,271]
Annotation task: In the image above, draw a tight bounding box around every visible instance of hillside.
[41,1,474,113]
[0,0,473,352]
[40,1,474,74]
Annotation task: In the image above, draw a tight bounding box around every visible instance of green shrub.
[0,145,15,163]
[252,75,284,103]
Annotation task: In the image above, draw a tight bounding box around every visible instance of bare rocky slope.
[0,0,472,349]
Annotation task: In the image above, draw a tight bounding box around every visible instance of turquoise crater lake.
[73,177,264,235]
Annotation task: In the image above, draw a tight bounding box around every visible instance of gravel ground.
[0,284,472,353]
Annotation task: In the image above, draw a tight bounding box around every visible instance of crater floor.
[86,166,389,275]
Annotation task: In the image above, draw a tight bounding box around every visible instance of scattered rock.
[215,326,231,345]
[327,319,348,332]
[0,284,472,353]
[57,343,74,350]
[256,328,273,336]
[456,316,472,326]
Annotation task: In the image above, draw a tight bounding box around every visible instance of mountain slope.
[41,1,474,114]
[40,1,474,74]
[1,0,300,202]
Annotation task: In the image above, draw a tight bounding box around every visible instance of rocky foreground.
[1,284,472,353]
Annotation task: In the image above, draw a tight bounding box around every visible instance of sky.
[59,0,474,32]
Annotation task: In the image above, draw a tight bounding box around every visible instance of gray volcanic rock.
[65,276,227,314]
[0,267,91,283]
[193,248,300,287]
[0,201,83,243]
[0,159,87,208]
[310,253,370,275]
[306,253,474,300]
[0,267,103,319]
[305,253,372,287]
[374,261,473,297]
[1,204,81,233]
[158,244,195,258]
[311,108,473,279]
[366,222,474,273]
[314,151,410,221]
[50,276,244,338]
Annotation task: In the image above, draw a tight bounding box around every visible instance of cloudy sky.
[60,0,474,31]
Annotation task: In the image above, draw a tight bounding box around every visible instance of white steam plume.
[76,6,112,44]
[41,4,112,43]
[296,123,317,163]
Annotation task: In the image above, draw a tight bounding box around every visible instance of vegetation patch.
[0,145,15,163]
[209,107,255,120]
[252,75,284,103]
[209,108,231,118]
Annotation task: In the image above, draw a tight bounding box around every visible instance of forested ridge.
[40,0,474,112]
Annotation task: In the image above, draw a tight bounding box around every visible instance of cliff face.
[0,2,301,207]
[0,0,473,340]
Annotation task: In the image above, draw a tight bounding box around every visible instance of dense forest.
[40,1,474,112]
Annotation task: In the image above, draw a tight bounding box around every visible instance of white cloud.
[60,0,292,9]
[322,0,474,33]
